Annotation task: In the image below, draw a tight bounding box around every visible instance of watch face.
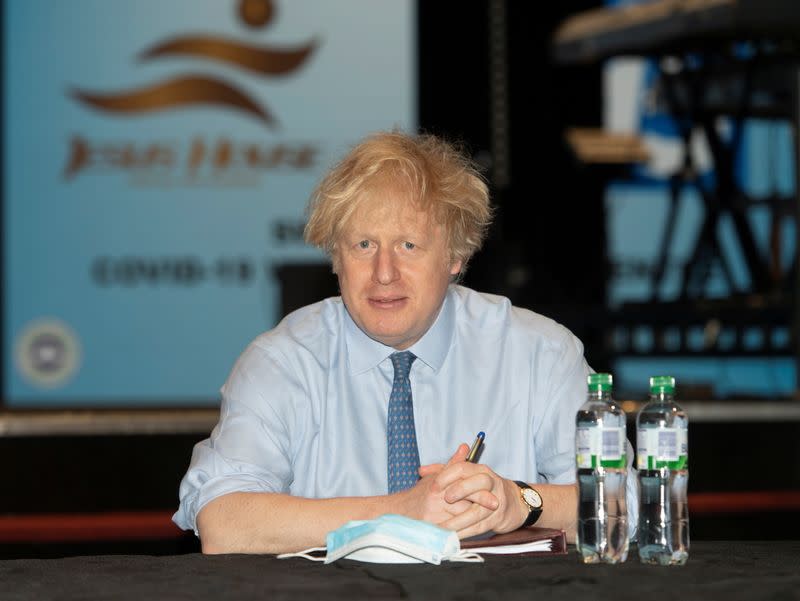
[522,488,542,509]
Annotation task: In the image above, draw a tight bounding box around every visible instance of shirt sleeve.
[172,342,303,535]
[531,325,591,485]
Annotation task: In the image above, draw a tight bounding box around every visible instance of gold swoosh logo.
[70,75,275,127]
[139,35,318,76]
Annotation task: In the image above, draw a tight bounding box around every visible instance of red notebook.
[461,526,568,556]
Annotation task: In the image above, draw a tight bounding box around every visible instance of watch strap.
[513,480,543,528]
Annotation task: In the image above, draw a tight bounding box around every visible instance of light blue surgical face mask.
[277,514,483,564]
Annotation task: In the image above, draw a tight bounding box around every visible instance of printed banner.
[3,0,416,406]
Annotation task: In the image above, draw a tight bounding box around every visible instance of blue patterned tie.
[387,351,420,493]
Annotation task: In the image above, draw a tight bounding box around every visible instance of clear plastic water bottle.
[575,372,629,563]
[636,375,690,565]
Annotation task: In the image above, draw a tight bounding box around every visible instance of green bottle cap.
[588,372,612,392]
[649,375,675,394]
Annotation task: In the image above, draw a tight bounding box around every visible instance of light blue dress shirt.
[173,285,638,537]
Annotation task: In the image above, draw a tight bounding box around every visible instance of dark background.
[420,1,610,350]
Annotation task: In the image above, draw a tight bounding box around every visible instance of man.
[173,129,637,554]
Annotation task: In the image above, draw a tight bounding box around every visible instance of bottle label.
[576,426,627,469]
[636,427,688,470]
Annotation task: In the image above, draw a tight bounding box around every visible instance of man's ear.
[449,259,463,276]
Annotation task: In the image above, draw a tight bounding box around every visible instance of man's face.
[334,190,462,350]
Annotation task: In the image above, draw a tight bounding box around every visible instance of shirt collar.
[345,286,456,375]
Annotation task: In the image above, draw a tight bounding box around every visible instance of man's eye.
[403,241,415,250]
[358,240,370,249]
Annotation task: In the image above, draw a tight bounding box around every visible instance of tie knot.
[390,351,416,378]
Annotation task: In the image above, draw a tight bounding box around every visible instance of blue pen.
[466,431,485,463]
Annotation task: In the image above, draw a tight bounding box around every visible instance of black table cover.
[2,541,799,601]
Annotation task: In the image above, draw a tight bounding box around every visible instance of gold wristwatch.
[514,480,543,527]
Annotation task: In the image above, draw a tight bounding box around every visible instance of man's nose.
[373,247,399,284]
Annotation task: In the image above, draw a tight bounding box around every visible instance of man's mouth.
[369,296,407,308]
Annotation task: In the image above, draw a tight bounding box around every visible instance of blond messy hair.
[303,129,493,275]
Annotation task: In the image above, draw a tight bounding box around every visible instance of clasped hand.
[394,443,525,539]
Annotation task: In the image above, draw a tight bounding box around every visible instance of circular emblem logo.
[15,319,81,388]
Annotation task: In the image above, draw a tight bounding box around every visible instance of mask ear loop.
[277,546,327,561]
[450,550,485,563]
